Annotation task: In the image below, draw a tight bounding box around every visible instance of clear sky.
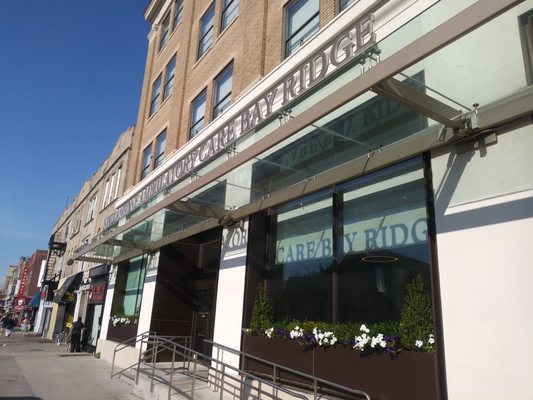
[0,1,150,285]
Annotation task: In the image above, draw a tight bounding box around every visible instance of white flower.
[415,340,424,348]
[265,327,274,338]
[354,333,370,350]
[371,333,387,349]
[360,324,370,333]
[428,334,435,345]
[313,328,337,347]
[290,326,304,339]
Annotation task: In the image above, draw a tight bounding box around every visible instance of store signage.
[89,280,106,303]
[276,211,427,264]
[103,11,377,230]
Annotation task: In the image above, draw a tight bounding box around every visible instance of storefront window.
[266,158,431,325]
[268,191,333,321]
[112,255,147,317]
[336,158,430,323]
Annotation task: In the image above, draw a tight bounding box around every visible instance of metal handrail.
[111,330,155,378]
[206,339,371,400]
[137,334,309,400]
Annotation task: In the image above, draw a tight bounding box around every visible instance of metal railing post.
[313,378,318,400]
[168,342,176,400]
[191,353,198,397]
[150,337,158,392]
[135,334,144,384]
[219,364,225,400]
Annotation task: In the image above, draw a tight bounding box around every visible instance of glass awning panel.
[78,0,530,263]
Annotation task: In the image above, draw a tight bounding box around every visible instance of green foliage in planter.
[249,285,274,333]
[398,274,434,350]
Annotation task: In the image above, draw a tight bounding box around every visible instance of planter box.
[242,335,438,400]
[106,321,139,343]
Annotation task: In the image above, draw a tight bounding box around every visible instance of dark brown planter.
[106,320,139,342]
[241,335,438,400]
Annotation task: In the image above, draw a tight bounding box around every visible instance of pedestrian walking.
[21,317,29,334]
[70,317,85,352]
[2,314,16,337]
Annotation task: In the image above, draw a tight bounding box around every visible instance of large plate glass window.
[285,0,320,57]
[336,158,430,323]
[268,191,333,321]
[266,158,432,326]
[198,3,215,60]
[213,62,233,118]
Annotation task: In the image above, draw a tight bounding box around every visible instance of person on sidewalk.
[2,314,15,337]
[69,317,85,352]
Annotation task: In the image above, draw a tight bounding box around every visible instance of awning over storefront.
[28,292,41,308]
[53,272,82,303]
[73,0,533,265]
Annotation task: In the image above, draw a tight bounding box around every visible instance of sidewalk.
[0,331,141,400]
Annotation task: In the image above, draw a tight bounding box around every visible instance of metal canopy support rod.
[372,77,464,129]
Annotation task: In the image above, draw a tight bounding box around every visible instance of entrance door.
[193,285,215,355]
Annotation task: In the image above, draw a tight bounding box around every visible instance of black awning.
[53,272,82,303]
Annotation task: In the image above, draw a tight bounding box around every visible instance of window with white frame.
[140,145,152,180]
[87,195,97,223]
[159,12,171,50]
[190,90,207,138]
[173,0,184,30]
[221,0,238,31]
[198,3,215,60]
[285,0,320,57]
[213,62,233,118]
[149,74,162,116]
[154,130,167,169]
[163,55,176,100]
[102,166,122,209]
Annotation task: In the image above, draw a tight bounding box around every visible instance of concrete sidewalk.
[0,331,141,400]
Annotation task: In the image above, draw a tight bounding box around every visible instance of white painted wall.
[211,222,249,369]
[431,123,533,399]
[137,252,159,350]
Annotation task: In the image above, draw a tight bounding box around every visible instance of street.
[0,330,141,400]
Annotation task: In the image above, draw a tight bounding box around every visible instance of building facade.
[36,127,134,345]
[75,0,533,399]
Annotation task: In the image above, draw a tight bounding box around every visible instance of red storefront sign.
[88,280,106,303]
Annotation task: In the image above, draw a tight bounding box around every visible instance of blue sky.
[0,1,150,284]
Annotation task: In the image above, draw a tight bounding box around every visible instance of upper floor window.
[154,130,167,169]
[102,166,122,209]
[519,9,533,85]
[198,3,215,60]
[163,55,176,100]
[285,0,320,57]
[149,74,162,116]
[141,145,152,180]
[87,195,98,223]
[213,62,233,118]
[173,0,184,30]
[190,90,207,139]
[159,12,171,50]
[339,0,356,12]
[221,0,238,31]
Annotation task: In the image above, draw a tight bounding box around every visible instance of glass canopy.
[77,0,531,264]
